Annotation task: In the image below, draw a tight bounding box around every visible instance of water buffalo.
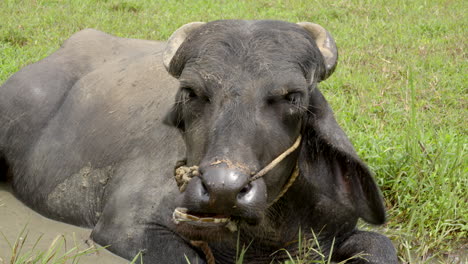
[0,20,397,263]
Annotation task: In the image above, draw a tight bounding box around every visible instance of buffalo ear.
[302,87,386,224]
[163,22,206,78]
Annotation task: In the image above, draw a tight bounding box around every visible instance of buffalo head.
[163,20,385,241]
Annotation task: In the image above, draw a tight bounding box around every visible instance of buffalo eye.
[181,87,198,100]
[180,86,211,104]
[284,91,302,105]
[266,91,303,106]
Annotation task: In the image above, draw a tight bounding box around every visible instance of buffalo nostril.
[237,183,253,199]
[200,180,209,196]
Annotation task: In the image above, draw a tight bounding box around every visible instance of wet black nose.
[183,166,267,217]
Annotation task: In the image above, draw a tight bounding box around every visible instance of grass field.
[0,0,466,263]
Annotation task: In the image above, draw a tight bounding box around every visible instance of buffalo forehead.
[180,20,319,79]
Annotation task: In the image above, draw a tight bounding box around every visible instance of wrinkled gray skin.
[0,20,397,263]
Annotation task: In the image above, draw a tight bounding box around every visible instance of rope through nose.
[174,135,301,192]
[249,135,301,182]
[173,135,302,264]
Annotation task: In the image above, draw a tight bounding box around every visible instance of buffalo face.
[163,20,341,241]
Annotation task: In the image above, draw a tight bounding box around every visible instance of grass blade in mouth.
[173,207,237,231]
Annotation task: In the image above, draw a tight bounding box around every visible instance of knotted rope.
[190,240,215,264]
[174,164,199,192]
[174,135,301,197]
[173,135,302,264]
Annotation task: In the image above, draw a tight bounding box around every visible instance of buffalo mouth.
[173,207,238,232]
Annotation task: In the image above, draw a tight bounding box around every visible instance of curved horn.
[163,22,206,74]
[297,22,338,81]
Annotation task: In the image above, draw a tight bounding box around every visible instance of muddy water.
[3,183,465,264]
[0,184,128,264]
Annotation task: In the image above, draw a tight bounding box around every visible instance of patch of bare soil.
[0,184,127,264]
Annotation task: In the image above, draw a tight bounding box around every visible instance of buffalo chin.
[172,207,262,241]
[174,221,237,242]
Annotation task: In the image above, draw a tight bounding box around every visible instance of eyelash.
[285,92,302,104]
[267,92,303,105]
[181,87,197,99]
[180,87,212,104]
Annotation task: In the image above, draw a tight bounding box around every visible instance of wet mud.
[0,184,127,264]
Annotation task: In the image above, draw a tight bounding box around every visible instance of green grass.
[279,229,368,264]
[1,226,103,264]
[0,226,144,264]
[0,0,466,263]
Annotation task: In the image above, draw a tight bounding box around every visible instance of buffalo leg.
[91,219,206,264]
[333,230,398,264]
